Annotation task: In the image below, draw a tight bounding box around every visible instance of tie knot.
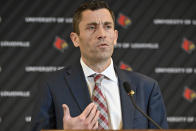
[94,74,104,85]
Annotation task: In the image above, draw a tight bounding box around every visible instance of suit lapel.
[64,61,91,112]
[64,62,137,128]
[115,67,137,129]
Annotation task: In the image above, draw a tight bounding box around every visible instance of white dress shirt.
[80,58,122,129]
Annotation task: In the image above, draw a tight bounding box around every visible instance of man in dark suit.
[31,0,168,130]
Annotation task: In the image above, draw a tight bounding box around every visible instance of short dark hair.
[72,0,115,35]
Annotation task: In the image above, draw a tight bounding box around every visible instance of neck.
[82,57,111,73]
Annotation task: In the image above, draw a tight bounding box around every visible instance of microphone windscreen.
[123,82,131,93]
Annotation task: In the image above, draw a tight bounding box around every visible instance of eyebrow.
[86,22,113,26]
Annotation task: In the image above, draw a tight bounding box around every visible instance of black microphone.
[123,82,162,129]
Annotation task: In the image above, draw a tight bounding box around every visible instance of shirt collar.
[80,58,117,82]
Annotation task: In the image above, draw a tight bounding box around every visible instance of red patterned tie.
[92,74,109,129]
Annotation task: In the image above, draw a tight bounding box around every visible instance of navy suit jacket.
[31,61,168,130]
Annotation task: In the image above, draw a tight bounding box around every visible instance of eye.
[87,25,96,30]
[105,25,112,30]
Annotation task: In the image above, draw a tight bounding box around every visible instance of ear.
[114,30,118,45]
[70,32,80,47]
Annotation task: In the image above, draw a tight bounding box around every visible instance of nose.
[96,26,106,40]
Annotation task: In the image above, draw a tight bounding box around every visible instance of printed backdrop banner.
[0,0,196,130]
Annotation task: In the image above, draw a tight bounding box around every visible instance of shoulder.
[120,69,157,86]
[118,69,159,96]
[40,66,71,85]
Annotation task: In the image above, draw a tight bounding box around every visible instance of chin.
[96,55,112,61]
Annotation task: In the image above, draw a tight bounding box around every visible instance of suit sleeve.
[31,80,56,131]
[148,81,168,129]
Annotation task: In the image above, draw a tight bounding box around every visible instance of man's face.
[71,8,118,64]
